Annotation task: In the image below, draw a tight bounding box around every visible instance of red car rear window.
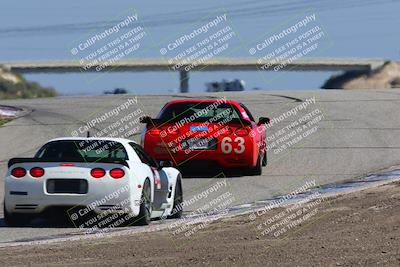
[158,102,242,122]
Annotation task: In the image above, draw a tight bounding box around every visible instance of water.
[0,0,399,95]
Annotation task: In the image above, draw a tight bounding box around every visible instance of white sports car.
[3,137,183,227]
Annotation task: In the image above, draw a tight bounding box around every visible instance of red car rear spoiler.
[139,116,252,126]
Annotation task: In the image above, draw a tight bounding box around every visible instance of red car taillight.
[30,167,45,178]
[167,127,179,135]
[91,168,105,179]
[11,167,26,178]
[149,128,162,136]
[110,168,125,179]
[235,127,249,137]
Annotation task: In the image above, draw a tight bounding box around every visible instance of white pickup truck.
[3,137,183,227]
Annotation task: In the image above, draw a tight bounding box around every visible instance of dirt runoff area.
[1,182,400,267]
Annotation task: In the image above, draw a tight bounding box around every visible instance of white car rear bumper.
[4,176,142,217]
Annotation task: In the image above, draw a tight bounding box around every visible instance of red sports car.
[140,99,270,175]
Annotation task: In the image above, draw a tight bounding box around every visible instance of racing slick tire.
[262,150,267,166]
[247,151,262,176]
[135,179,152,226]
[3,202,34,227]
[169,179,183,219]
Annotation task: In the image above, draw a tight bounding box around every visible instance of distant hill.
[0,66,57,99]
[322,61,400,89]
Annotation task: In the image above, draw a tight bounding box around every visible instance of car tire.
[169,179,183,219]
[262,150,267,166]
[3,202,32,227]
[135,179,152,226]
[247,152,262,176]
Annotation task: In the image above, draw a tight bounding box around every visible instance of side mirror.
[258,117,271,125]
[158,160,173,169]
[140,116,152,124]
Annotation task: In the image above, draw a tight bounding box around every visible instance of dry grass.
[322,61,400,89]
[0,117,10,127]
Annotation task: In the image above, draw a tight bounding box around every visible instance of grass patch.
[0,118,9,127]
[0,67,57,99]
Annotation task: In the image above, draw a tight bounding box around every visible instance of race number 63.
[221,137,245,154]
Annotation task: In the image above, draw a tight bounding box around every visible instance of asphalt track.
[1,89,400,243]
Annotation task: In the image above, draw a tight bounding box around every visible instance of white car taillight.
[30,167,45,178]
[91,168,105,179]
[11,167,26,178]
[110,168,125,179]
